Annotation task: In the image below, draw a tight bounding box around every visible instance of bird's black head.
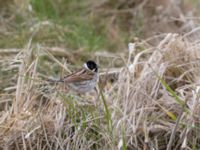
[84,60,98,72]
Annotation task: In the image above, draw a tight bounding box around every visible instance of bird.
[51,60,99,94]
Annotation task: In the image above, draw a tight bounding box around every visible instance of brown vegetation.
[1,0,200,149]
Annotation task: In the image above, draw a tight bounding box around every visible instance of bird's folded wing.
[62,69,94,83]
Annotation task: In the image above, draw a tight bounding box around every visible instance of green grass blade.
[99,85,113,135]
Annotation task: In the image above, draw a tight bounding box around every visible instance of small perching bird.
[49,60,99,94]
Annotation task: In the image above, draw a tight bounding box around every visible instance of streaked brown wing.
[62,69,94,83]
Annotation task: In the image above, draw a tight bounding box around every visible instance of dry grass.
[1,0,200,149]
[1,32,200,149]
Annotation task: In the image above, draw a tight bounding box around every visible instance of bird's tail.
[38,78,63,96]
